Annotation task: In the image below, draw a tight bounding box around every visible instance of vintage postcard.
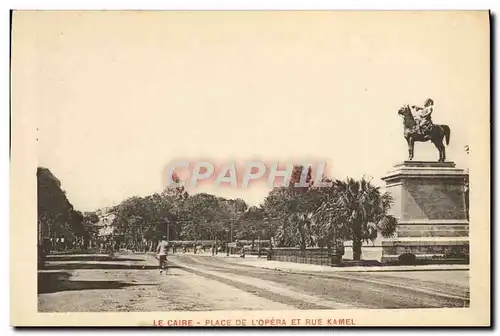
[10,10,490,327]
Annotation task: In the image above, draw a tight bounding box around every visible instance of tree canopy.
[37,167,98,247]
[38,164,398,259]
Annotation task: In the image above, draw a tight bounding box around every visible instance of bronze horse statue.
[398,105,451,162]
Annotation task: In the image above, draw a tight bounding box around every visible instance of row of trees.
[108,166,398,260]
[109,178,251,251]
[37,167,99,251]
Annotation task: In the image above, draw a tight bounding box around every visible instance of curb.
[232,262,469,273]
[155,252,469,272]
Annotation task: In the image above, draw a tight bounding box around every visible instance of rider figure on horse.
[410,98,434,137]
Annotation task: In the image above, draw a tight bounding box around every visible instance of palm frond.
[377,215,398,238]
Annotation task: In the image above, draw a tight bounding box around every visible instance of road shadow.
[43,263,184,271]
[45,255,140,262]
[44,249,101,255]
[37,271,155,294]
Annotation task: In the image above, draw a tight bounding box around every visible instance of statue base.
[380,161,469,263]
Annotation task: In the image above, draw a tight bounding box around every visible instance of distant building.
[96,213,116,237]
[95,208,116,238]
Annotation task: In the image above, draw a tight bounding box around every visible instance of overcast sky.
[19,11,486,211]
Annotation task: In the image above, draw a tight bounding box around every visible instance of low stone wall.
[270,246,384,266]
[380,239,469,262]
[271,247,331,266]
[343,246,383,262]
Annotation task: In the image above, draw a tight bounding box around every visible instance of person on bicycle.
[156,236,169,274]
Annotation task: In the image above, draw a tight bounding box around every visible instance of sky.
[18,11,487,212]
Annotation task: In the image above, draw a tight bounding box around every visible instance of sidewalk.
[174,251,264,259]
[224,257,469,273]
[168,251,469,272]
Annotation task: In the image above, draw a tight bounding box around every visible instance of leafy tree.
[181,193,227,241]
[310,178,351,251]
[218,197,248,241]
[262,165,316,251]
[37,167,84,246]
[82,212,100,247]
[236,206,267,247]
[69,210,85,247]
[161,180,189,240]
[110,187,248,248]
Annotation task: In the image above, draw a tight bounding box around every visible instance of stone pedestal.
[381,161,469,263]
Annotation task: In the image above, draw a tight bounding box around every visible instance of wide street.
[38,252,470,312]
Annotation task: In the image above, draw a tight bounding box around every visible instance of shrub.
[398,252,417,265]
[443,247,469,260]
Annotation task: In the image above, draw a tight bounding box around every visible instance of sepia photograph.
[10,10,490,327]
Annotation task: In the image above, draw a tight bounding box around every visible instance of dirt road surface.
[38,252,469,312]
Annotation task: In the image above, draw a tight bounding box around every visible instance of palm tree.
[314,177,398,261]
[339,178,397,260]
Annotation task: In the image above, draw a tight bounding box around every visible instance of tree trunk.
[300,240,306,254]
[352,236,362,261]
[326,235,332,255]
[297,220,307,254]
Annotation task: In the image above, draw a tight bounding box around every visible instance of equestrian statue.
[398,98,451,162]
